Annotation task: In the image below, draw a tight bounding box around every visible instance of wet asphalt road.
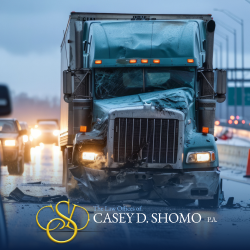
[1,145,250,250]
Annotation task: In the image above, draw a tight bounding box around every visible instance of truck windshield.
[94,67,195,99]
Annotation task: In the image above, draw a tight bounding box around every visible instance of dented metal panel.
[93,87,194,121]
[70,165,220,203]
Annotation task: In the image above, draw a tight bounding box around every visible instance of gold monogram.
[36,200,89,243]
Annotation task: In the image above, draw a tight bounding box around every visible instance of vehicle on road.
[0,84,11,249]
[31,119,59,146]
[60,13,227,207]
[19,121,31,162]
[218,128,233,140]
[0,118,27,175]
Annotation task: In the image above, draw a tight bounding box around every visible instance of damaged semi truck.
[60,13,227,207]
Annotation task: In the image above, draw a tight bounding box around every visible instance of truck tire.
[198,179,224,208]
[8,157,24,175]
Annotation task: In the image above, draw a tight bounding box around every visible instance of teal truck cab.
[60,13,226,206]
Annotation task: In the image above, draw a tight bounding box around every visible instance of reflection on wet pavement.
[0,144,65,197]
[1,144,250,249]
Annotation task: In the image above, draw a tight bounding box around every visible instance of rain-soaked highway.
[1,144,250,250]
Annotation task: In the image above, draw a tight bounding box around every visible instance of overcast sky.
[0,0,250,98]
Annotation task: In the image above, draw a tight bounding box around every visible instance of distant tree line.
[3,92,60,126]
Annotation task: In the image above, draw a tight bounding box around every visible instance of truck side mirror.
[215,69,227,103]
[0,85,11,116]
[63,70,73,95]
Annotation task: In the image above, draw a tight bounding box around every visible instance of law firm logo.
[36,200,89,243]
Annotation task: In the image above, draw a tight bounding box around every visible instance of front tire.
[198,179,224,208]
[8,157,24,175]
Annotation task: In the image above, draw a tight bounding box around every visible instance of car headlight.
[31,129,41,138]
[23,135,28,143]
[186,151,215,163]
[5,140,16,146]
[82,152,105,162]
[53,130,60,136]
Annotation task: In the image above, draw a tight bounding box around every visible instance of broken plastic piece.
[26,181,42,185]
[7,188,68,203]
[225,197,234,207]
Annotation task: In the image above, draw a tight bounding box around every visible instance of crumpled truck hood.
[93,87,194,121]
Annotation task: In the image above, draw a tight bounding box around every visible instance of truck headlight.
[186,151,215,163]
[82,152,105,162]
[31,129,41,138]
[23,135,28,143]
[53,130,60,136]
[5,140,16,146]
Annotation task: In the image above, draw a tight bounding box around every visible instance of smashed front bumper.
[70,166,220,204]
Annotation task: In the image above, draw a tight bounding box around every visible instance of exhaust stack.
[204,20,216,70]
[199,20,216,135]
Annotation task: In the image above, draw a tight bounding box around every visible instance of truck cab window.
[94,68,143,99]
[145,67,195,92]
[95,67,195,99]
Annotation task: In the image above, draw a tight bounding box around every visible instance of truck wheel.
[8,157,24,175]
[198,179,224,208]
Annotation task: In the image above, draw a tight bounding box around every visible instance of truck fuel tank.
[73,99,92,134]
[198,99,216,135]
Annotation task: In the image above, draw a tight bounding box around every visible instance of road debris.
[26,181,42,185]
[221,197,250,210]
[5,187,68,203]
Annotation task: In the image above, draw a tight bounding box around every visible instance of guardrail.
[218,144,249,169]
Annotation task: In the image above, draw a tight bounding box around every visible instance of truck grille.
[113,118,179,164]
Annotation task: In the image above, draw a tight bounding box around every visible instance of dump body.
[60,13,224,204]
